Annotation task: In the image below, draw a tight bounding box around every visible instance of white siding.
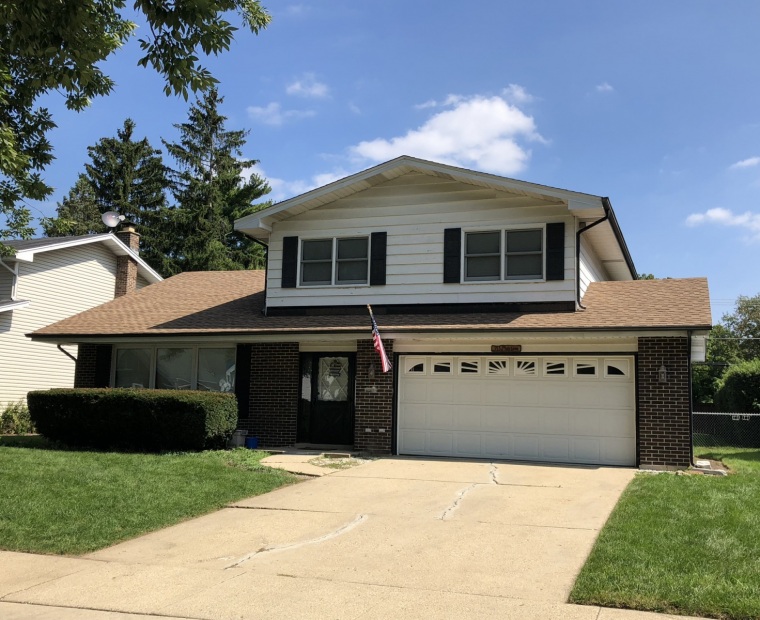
[579,238,609,299]
[0,244,118,407]
[266,173,576,308]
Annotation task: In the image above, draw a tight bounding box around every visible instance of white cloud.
[286,73,330,99]
[351,92,544,175]
[247,102,315,126]
[502,84,535,104]
[729,156,760,170]
[686,207,760,241]
[596,82,614,93]
[348,102,361,115]
[248,165,353,203]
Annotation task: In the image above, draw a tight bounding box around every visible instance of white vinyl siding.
[266,172,576,308]
[0,244,118,407]
[0,270,14,300]
[579,238,609,299]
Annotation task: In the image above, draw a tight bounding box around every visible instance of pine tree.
[163,88,270,272]
[40,175,102,237]
[42,119,173,275]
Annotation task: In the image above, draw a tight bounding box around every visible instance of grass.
[570,447,760,620]
[0,436,297,555]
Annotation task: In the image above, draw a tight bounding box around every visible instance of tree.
[41,119,174,275]
[0,0,271,244]
[163,88,270,272]
[693,293,760,403]
[40,175,102,237]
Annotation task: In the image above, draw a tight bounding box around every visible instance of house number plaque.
[491,345,522,353]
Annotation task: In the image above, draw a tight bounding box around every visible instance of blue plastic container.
[245,436,259,449]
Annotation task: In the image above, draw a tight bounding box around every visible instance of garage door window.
[433,360,452,374]
[574,360,598,377]
[405,358,426,374]
[515,359,537,376]
[487,359,510,375]
[459,359,480,374]
[605,359,630,378]
[544,360,567,376]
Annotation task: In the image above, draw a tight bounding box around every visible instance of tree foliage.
[0,0,270,243]
[163,88,270,273]
[41,119,174,275]
[715,359,760,412]
[693,293,760,404]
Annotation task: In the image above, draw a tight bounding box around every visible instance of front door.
[298,354,355,445]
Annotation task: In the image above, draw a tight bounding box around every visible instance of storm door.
[298,354,356,445]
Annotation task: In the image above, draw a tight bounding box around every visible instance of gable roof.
[30,271,711,341]
[2,234,162,284]
[234,155,636,280]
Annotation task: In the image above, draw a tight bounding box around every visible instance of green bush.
[715,359,760,412]
[27,388,237,451]
[0,401,36,435]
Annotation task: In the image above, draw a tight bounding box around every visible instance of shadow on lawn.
[696,448,760,470]
[0,434,57,449]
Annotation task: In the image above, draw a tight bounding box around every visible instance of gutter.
[575,198,638,309]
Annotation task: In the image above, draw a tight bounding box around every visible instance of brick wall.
[637,337,691,468]
[74,344,112,388]
[237,342,299,447]
[354,338,394,453]
[115,228,140,297]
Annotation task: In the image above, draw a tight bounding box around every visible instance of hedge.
[27,388,238,451]
[715,358,760,413]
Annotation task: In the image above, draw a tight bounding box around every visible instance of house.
[1,230,162,407]
[30,157,712,469]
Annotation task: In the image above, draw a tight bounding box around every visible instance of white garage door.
[397,355,636,466]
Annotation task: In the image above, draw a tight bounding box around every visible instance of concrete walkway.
[0,458,701,619]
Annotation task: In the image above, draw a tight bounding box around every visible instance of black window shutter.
[235,344,252,420]
[94,344,113,388]
[370,232,387,286]
[443,228,461,283]
[281,236,298,288]
[546,223,565,281]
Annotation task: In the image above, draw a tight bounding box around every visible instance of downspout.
[0,258,19,300]
[575,206,609,310]
[687,329,695,467]
[57,344,77,363]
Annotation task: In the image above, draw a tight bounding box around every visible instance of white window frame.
[111,344,236,391]
[299,236,370,287]
[461,225,546,283]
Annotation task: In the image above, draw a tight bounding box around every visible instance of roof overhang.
[0,299,30,313]
[6,234,162,284]
[235,155,610,242]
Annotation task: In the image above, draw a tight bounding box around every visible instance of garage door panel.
[454,433,482,456]
[427,431,454,454]
[398,355,635,466]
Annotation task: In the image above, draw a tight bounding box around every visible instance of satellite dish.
[102,211,126,228]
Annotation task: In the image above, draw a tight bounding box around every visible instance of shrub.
[27,388,237,452]
[0,401,36,435]
[715,359,760,413]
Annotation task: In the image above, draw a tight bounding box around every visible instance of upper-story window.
[301,237,369,286]
[464,228,544,282]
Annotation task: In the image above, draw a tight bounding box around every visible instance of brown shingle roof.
[30,271,712,339]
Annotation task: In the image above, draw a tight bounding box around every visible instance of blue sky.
[28,1,760,322]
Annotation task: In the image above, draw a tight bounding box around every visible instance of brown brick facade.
[74,344,112,388]
[237,342,299,447]
[115,227,140,297]
[637,337,692,468]
[354,338,394,453]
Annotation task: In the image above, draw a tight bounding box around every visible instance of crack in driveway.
[224,514,367,569]
[439,484,479,520]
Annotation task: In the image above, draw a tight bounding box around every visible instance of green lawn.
[0,436,297,555]
[570,448,760,620]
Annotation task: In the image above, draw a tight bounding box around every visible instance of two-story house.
[1,230,162,408]
[30,157,711,468]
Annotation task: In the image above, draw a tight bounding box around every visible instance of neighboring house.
[1,230,162,407]
[31,157,712,469]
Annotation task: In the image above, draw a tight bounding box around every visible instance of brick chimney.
[114,226,140,297]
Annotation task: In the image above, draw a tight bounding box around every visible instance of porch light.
[658,365,668,383]
[368,362,376,381]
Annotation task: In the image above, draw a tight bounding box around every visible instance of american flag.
[368,305,392,373]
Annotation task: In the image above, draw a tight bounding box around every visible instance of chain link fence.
[693,411,760,449]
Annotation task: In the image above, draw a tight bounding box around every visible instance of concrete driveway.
[0,457,687,620]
